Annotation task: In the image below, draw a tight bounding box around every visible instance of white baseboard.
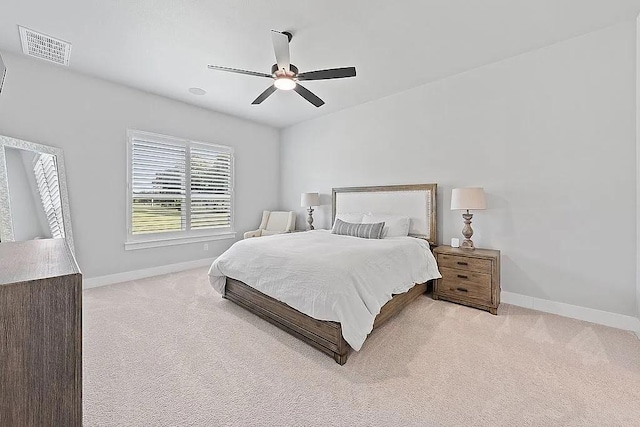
[83,257,217,289]
[501,291,640,335]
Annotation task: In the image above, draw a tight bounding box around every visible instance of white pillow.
[335,212,365,224]
[362,213,410,238]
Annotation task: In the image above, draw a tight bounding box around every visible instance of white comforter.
[208,230,441,351]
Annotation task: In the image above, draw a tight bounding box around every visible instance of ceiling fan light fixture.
[274,77,296,91]
[207,30,355,107]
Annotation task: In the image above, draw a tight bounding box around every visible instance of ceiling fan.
[208,30,356,107]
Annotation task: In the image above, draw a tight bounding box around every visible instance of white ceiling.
[1,0,639,128]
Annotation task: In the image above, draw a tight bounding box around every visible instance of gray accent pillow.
[331,219,385,239]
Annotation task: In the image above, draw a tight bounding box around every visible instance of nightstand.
[433,246,501,314]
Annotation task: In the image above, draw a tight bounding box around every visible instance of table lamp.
[451,187,486,249]
[301,192,320,230]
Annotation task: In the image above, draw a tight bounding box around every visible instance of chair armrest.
[243,229,262,239]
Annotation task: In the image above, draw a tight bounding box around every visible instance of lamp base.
[461,211,475,250]
[306,207,315,231]
[460,238,475,250]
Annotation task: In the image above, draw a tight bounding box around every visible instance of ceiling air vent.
[19,26,72,66]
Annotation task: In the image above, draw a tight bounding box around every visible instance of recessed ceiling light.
[188,87,206,96]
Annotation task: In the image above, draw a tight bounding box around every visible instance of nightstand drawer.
[437,254,492,274]
[440,267,491,288]
[438,271,492,303]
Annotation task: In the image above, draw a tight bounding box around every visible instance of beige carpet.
[83,267,640,426]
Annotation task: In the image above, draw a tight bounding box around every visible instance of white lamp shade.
[451,188,486,210]
[301,192,320,207]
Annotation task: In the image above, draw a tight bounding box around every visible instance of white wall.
[281,21,637,317]
[0,52,280,278]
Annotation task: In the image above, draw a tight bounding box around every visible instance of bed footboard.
[223,278,428,365]
[224,278,351,364]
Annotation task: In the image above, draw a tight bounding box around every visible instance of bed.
[208,184,440,364]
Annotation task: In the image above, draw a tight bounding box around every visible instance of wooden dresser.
[433,245,500,314]
[0,239,82,426]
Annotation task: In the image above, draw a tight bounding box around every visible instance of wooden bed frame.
[224,278,428,364]
[224,184,437,365]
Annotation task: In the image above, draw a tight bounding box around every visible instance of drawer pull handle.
[457,261,468,266]
[457,274,468,279]
[456,287,468,293]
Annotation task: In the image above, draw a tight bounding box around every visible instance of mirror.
[0,51,6,94]
[0,135,75,254]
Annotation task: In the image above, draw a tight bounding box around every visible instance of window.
[126,130,235,250]
[33,153,65,239]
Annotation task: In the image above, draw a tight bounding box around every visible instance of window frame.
[125,130,236,251]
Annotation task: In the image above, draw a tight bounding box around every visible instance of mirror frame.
[0,134,75,254]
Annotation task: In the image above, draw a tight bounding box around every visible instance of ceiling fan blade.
[208,65,272,78]
[297,67,357,81]
[271,30,291,73]
[252,85,277,105]
[293,84,325,107]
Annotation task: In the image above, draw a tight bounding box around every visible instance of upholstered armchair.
[243,211,296,239]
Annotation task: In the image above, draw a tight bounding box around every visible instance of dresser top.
[433,245,500,259]
[0,239,81,286]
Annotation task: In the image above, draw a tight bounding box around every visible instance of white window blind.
[190,144,233,230]
[128,131,234,242]
[33,153,65,239]
[131,139,187,234]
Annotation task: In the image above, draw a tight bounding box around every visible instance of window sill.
[125,231,236,251]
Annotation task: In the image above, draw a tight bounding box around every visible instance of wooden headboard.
[331,184,437,245]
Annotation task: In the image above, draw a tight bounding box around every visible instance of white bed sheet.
[208,230,441,351]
